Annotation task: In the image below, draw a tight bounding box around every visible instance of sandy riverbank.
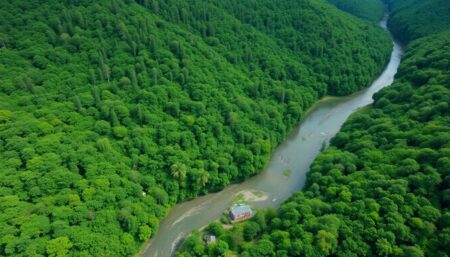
[236,190,269,202]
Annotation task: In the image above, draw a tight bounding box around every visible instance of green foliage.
[46,237,73,257]
[138,225,152,241]
[243,222,261,241]
[206,222,225,237]
[208,240,229,257]
[388,0,450,44]
[0,0,391,256]
[327,0,385,22]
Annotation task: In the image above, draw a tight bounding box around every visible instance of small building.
[205,235,216,245]
[229,204,253,222]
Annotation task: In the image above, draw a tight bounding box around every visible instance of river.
[140,13,403,257]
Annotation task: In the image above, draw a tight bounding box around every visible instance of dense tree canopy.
[387,0,450,44]
[0,0,392,256]
[327,0,385,22]
[177,0,450,256]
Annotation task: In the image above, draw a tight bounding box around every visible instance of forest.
[0,0,392,256]
[326,0,385,22]
[177,0,450,256]
[387,0,450,44]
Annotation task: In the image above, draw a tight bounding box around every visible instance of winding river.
[140,14,403,257]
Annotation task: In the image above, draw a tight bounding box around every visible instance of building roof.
[230,204,252,217]
[206,235,216,243]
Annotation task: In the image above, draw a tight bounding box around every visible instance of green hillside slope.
[388,0,450,44]
[327,0,385,22]
[176,0,450,256]
[0,0,392,256]
[142,0,391,95]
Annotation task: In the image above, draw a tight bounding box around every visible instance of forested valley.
[177,0,450,256]
[0,0,393,256]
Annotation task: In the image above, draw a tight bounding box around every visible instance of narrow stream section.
[141,14,403,257]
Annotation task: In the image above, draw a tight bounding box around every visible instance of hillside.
[176,0,450,256]
[388,0,450,44]
[327,0,385,22]
[0,0,392,256]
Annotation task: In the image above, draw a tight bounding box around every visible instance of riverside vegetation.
[177,0,450,256]
[0,0,393,256]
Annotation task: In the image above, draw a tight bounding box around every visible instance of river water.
[140,14,403,257]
